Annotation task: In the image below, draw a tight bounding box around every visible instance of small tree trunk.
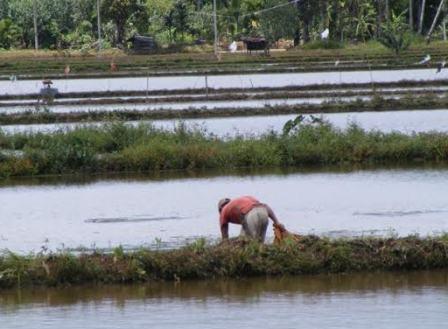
[385,0,390,22]
[445,1,448,40]
[329,0,339,40]
[33,0,38,50]
[443,17,447,40]
[418,0,426,34]
[376,0,383,37]
[426,0,446,41]
[116,21,125,46]
[409,0,414,30]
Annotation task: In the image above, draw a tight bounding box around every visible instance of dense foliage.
[0,0,447,50]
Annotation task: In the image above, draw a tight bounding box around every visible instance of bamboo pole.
[33,0,38,50]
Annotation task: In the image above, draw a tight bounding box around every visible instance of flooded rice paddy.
[1,68,447,95]
[1,271,447,329]
[1,168,448,253]
[0,96,370,114]
[1,69,447,328]
[3,109,448,137]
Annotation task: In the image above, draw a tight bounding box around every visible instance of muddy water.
[1,168,448,253]
[3,109,448,137]
[1,68,446,95]
[1,271,447,329]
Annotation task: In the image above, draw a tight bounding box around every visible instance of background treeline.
[0,0,447,51]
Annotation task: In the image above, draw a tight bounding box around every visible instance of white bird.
[9,74,17,82]
[321,28,329,40]
[335,59,340,67]
[228,41,237,53]
[418,54,431,65]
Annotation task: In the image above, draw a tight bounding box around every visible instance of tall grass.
[2,120,448,178]
[1,235,448,289]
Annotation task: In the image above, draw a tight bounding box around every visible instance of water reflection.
[0,271,447,329]
[1,271,447,307]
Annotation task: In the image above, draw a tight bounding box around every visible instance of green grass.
[2,120,448,178]
[1,234,448,289]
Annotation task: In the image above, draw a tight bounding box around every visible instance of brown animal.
[242,37,270,55]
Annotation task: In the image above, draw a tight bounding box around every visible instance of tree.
[8,0,74,49]
[379,11,411,55]
[259,0,299,43]
[0,0,9,18]
[352,0,377,41]
[188,3,213,40]
[0,18,22,49]
[101,0,146,45]
[172,0,190,41]
[296,0,314,42]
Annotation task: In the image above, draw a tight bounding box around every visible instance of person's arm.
[263,203,284,229]
[220,223,229,240]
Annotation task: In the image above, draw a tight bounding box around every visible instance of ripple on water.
[84,216,187,223]
[353,209,448,217]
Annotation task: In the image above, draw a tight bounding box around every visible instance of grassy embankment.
[0,93,447,125]
[2,120,448,178]
[1,41,447,78]
[1,87,447,108]
[1,235,448,289]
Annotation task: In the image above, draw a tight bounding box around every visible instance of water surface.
[1,271,447,329]
[1,168,448,253]
[1,68,446,95]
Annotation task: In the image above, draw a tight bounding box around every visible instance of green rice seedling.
[0,251,32,288]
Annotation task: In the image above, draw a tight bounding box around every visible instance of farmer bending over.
[218,196,284,242]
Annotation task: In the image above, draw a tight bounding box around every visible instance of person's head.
[218,198,230,213]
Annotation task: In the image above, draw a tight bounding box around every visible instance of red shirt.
[220,196,262,226]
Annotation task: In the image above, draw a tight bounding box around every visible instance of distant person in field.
[217,196,284,242]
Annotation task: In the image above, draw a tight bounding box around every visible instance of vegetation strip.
[0,62,439,80]
[2,79,448,101]
[2,118,448,178]
[1,235,448,289]
[0,94,447,126]
[1,44,448,79]
[1,89,447,108]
